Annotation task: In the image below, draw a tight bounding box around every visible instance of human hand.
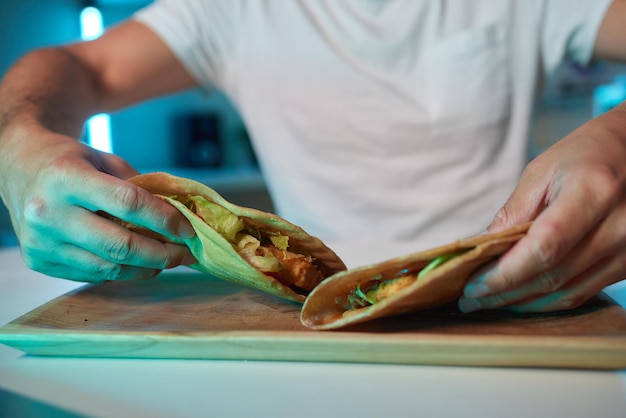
[0,128,195,283]
[459,105,626,313]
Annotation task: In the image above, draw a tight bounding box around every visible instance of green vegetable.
[176,195,293,274]
[270,234,289,251]
[417,253,461,279]
[355,284,377,305]
[237,235,282,272]
[347,251,468,309]
[186,195,244,242]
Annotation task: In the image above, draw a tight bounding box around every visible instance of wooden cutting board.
[1,270,626,369]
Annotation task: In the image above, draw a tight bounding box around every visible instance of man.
[0,0,625,314]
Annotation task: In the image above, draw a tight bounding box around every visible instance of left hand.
[459,104,626,313]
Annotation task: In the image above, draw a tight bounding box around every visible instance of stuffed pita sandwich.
[300,222,531,329]
[127,172,347,303]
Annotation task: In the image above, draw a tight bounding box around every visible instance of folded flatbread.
[300,222,531,329]
[128,172,347,303]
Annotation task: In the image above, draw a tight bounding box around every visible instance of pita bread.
[128,172,347,302]
[300,222,531,329]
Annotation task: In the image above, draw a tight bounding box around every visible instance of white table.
[1,246,626,418]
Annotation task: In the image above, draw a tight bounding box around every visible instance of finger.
[19,180,194,281]
[65,207,193,270]
[22,242,162,283]
[461,235,593,312]
[460,219,626,313]
[503,203,626,312]
[465,172,617,300]
[487,160,548,233]
[71,172,195,241]
[464,188,626,311]
[508,256,623,312]
[22,197,192,272]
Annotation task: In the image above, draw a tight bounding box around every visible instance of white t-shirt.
[135,0,611,265]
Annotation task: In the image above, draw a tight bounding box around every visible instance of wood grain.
[1,271,626,369]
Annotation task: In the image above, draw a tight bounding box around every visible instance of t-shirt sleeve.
[541,0,613,76]
[133,0,235,90]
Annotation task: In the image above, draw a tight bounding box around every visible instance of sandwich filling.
[177,195,323,293]
[346,251,468,309]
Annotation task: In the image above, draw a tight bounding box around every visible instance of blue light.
[80,7,113,153]
[593,75,626,117]
[80,7,104,40]
[87,114,113,154]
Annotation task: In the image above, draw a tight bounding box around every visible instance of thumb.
[487,172,547,233]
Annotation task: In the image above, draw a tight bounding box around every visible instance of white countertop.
[1,246,626,418]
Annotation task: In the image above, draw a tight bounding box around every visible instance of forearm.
[613,100,626,124]
[588,99,626,153]
[594,0,626,62]
[0,47,104,141]
[0,46,112,212]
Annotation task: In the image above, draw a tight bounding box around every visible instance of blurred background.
[0,0,625,248]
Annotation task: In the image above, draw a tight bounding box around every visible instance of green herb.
[417,252,465,279]
[355,284,377,305]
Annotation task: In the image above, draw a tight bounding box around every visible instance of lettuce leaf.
[185,195,244,243]
[269,234,289,251]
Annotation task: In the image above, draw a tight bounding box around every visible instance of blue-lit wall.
[0,0,81,76]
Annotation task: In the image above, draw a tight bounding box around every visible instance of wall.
[0,0,82,75]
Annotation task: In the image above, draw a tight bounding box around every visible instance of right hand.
[1,128,196,283]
